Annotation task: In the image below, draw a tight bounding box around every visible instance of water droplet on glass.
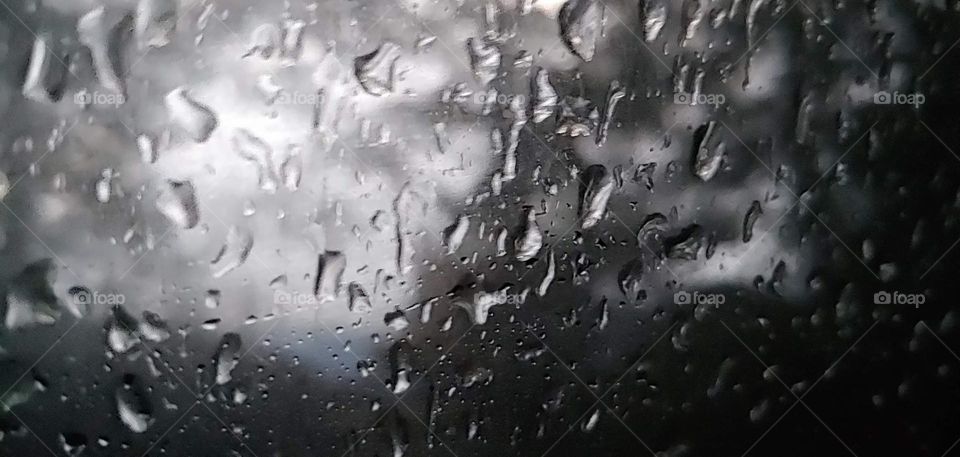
[693,121,726,182]
[245,24,280,59]
[354,42,402,96]
[5,260,59,330]
[214,333,242,385]
[467,37,501,86]
[559,0,604,61]
[95,168,114,203]
[78,6,126,97]
[116,376,152,433]
[315,250,346,303]
[210,225,254,278]
[641,0,668,42]
[515,207,543,261]
[165,87,218,143]
[232,129,280,193]
[443,215,470,255]
[137,133,158,163]
[537,249,556,296]
[134,0,176,50]
[139,311,170,343]
[579,164,614,229]
[532,68,558,123]
[742,200,762,243]
[348,282,372,314]
[156,179,199,229]
[22,35,64,103]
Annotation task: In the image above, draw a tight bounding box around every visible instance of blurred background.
[0,0,958,455]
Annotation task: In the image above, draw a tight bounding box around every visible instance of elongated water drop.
[280,146,302,191]
[640,0,668,42]
[211,226,254,278]
[537,250,556,296]
[280,19,306,65]
[95,168,114,203]
[515,207,543,261]
[742,200,762,242]
[579,165,614,229]
[596,81,625,147]
[559,0,604,62]
[679,0,705,46]
[137,134,158,163]
[532,68,558,123]
[393,184,429,275]
[693,121,725,182]
[443,215,470,255]
[116,376,152,433]
[467,37,501,86]
[214,333,242,385]
[315,251,346,303]
[78,6,126,96]
[22,35,64,103]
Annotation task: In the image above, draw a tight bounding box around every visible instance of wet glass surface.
[0,0,959,455]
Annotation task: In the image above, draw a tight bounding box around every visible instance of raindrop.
[693,121,725,182]
[742,200,762,243]
[579,164,614,229]
[355,42,402,96]
[214,333,242,385]
[134,0,176,50]
[116,375,152,433]
[467,37,501,86]
[156,179,199,229]
[641,0,668,42]
[443,215,470,255]
[245,24,280,59]
[532,68,558,123]
[348,282,372,314]
[559,0,604,61]
[315,251,346,303]
[78,6,126,96]
[210,226,254,278]
[515,207,543,261]
[165,87,218,143]
[233,129,280,193]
